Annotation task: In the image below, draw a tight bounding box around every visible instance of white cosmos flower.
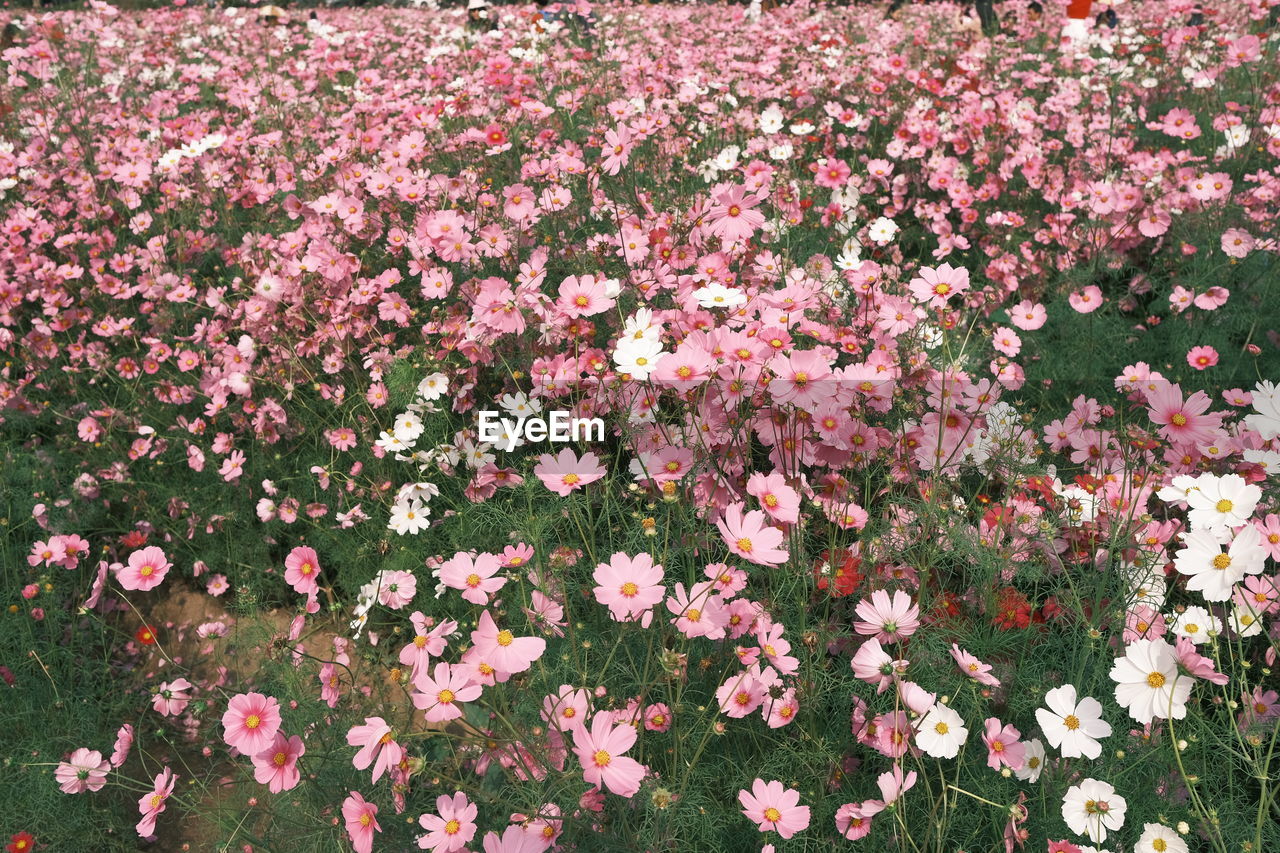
[1061,778,1126,844]
[376,430,413,454]
[1171,605,1220,645]
[1173,524,1266,602]
[1244,380,1280,439]
[417,372,449,401]
[1184,473,1261,533]
[1014,738,1045,783]
[759,105,784,135]
[498,392,541,418]
[392,411,425,444]
[1126,567,1167,609]
[714,145,741,171]
[1228,606,1263,638]
[613,335,666,381]
[1035,684,1112,760]
[388,500,430,535]
[692,283,747,309]
[1156,473,1201,507]
[867,217,898,245]
[1135,823,1188,853]
[768,143,794,161]
[1110,639,1191,724]
[915,703,967,759]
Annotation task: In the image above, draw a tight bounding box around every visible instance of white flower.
[1061,778,1127,844]
[1156,473,1201,506]
[1171,605,1220,645]
[692,283,747,309]
[768,143,793,161]
[1244,380,1280,440]
[1126,568,1167,609]
[1228,606,1263,638]
[1184,473,1261,533]
[417,372,449,401]
[620,308,661,344]
[1035,684,1112,760]
[1173,524,1266,602]
[714,145,741,171]
[1135,823,1188,853]
[613,335,666,381]
[498,392,541,418]
[1110,639,1191,724]
[396,482,439,505]
[759,105,784,135]
[1223,124,1250,149]
[1014,738,1045,783]
[392,411,425,444]
[375,430,413,454]
[460,439,494,470]
[867,217,899,245]
[789,121,815,135]
[915,703,967,758]
[388,500,430,535]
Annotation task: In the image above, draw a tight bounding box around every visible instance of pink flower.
[152,678,193,716]
[111,723,135,768]
[115,546,171,592]
[1145,383,1220,447]
[717,502,789,567]
[56,748,110,794]
[1068,285,1104,313]
[1174,636,1230,685]
[1186,345,1219,370]
[413,662,483,723]
[982,718,1026,771]
[418,791,478,852]
[705,184,766,243]
[347,717,403,783]
[835,802,875,840]
[222,692,282,757]
[437,551,507,605]
[908,264,970,309]
[284,546,321,596]
[534,448,607,497]
[950,643,1001,687]
[136,767,176,838]
[557,274,615,318]
[376,569,417,609]
[666,581,729,640]
[746,471,800,524]
[1009,300,1047,331]
[542,684,592,734]
[1221,228,1255,258]
[592,552,665,625]
[853,590,920,643]
[738,778,811,839]
[643,702,673,733]
[252,732,305,793]
[573,712,647,797]
[470,610,546,675]
[343,791,382,853]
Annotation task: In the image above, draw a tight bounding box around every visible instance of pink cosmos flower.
[1067,285,1104,314]
[705,184,766,243]
[835,802,875,840]
[851,638,906,694]
[56,748,110,794]
[413,662,483,723]
[738,778,811,839]
[470,610,546,675]
[573,712,647,798]
[284,546,322,596]
[1186,345,1219,370]
[111,723,134,768]
[982,718,1026,771]
[592,552,665,625]
[418,791,479,852]
[376,570,417,609]
[908,264,970,309]
[136,767,176,838]
[644,702,673,733]
[1145,383,1220,447]
[152,678,193,717]
[556,274,615,318]
[222,692,282,757]
[853,590,920,643]
[746,471,800,524]
[1009,300,1047,331]
[542,684,592,734]
[343,791,381,853]
[252,732,305,793]
[666,581,729,640]
[347,717,403,783]
[534,448,607,497]
[115,546,171,592]
[950,643,1001,687]
[717,502,789,567]
[438,551,507,605]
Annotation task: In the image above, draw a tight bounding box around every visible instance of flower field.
[2,0,1280,850]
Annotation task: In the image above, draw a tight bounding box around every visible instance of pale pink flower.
[56,748,110,794]
[222,692,282,756]
[573,712,647,797]
[347,717,403,783]
[418,791,478,852]
[470,610,546,675]
[717,502,789,567]
[252,732,305,793]
[738,778,811,839]
[534,448,607,497]
[438,551,507,605]
[115,546,171,592]
[284,546,322,596]
[343,791,381,853]
[152,678,193,716]
[413,662,483,723]
[854,590,920,643]
[592,552,665,625]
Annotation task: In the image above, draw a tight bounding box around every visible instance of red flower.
[135,624,158,645]
[992,587,1032,631]
[813,549,863,598]
[120,530,149,549]
[7,832,35,853]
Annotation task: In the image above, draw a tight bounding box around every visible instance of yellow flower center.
[1147,671,1167,688]
[140,565,154,577]
[736,537,754,553]
[1170,413,1188,426]
[934,722,949,735]
[764,807,782,823]
[445,819,461,835]
[686,608,701,622]
[1153,840,1168,852]
[1216,499,1234,513]
[621,582,639,596]
[1064,714,1080,730]
[273,751,288,766]
[562,473,581,486]
[496,630,514,647]
[466,573,482,587]
[438,689,455,704]
[245,715,261,729]
[1212,554,1232,570]
[593,749,611,767]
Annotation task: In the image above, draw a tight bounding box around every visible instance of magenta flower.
[534,448,607,497]
[417,791,478,852]
[573,712,647,798]
[55,748,110,794]
[284,545,321,596]
[738,778,811,839]
[221,692,282,757]
[115,546,171,592]
[717,502,788,567]
[252,732,305,793]
[343,791,381,853]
